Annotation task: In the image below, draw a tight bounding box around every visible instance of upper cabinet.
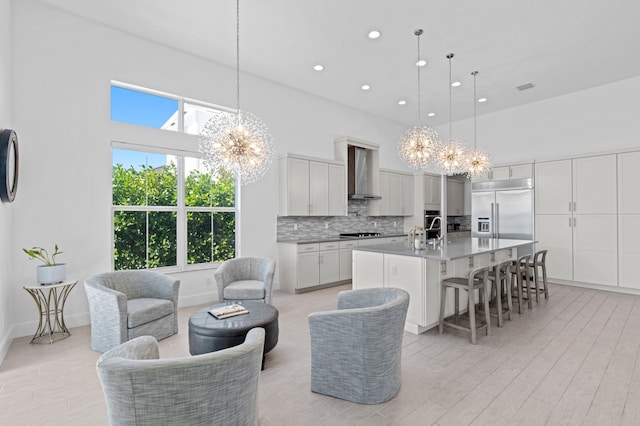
[535,160,573,215]
[447,179,465,216]
[279,154,346,216]
[424,174,441,209]
[474,163,533,182]
[369,169,414,216]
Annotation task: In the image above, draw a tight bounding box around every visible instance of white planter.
[36,264,67,285]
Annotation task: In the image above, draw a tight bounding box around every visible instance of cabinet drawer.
[297,243,320,253]
[339,240,359,249]
[319,241,340,251]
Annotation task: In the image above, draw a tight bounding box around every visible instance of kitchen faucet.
[428,216,443,240]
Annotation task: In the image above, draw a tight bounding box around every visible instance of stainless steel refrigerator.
[471,178,534,256]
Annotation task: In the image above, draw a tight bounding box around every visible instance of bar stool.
[526,250,549,303]
[510,254,532,313]
[487,259,513,327]
[439,265,491,345]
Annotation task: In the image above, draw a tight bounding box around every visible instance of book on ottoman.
[208,304,249,319]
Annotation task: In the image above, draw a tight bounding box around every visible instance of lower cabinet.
[278,241,351,293]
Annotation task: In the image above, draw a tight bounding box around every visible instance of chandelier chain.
[416,30,422,122]
[447,53,453,139]
[473,71,478,149]
[236,0,241,115]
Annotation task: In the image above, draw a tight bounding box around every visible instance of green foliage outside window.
[112,161,235,270]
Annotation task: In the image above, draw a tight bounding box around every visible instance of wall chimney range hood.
[348,145,381,200]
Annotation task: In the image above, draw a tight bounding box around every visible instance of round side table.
[23,280,77,344]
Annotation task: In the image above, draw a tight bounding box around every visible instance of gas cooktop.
[339,232,382,238]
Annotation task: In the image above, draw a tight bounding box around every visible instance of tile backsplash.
[277,200,405,240]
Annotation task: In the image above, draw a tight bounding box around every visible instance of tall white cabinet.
[618,151,640,290]
[535,155,618,287]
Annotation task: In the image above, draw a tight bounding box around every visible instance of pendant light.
[397,29,440,170]
[199,0,275,185]
[435,53,467,175]
[464,71,492,178]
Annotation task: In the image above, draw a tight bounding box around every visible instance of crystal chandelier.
[435,53,467,176]
[464,71,492,178]
[397,29,440,169]
[199,0,274,185]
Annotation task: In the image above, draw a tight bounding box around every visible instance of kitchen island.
[352,237,534,334]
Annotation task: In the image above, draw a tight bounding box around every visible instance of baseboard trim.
[0,326,13,365]
[551,279,640,296]
[178,291,218,307]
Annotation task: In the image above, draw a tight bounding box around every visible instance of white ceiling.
[36,0,640,127]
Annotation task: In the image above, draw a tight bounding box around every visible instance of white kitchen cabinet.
[371,169,414,216]
[297,251,320,289]
[388,172,402,215]
[328,163,346,216]
[491,163,533,181]
[447,179,465,215]
[279,154,345,217]
[401,174,414,216]
[424,173,442,208]
[491,166,510,181]
[535,155,618,287]
[338,239,358,281]
[573,215,617,285]
[309,161,328,216]
[535,160,573,214]
[535,215,573,281]
[279,241,345,293]
[618,151,640,214]
[573,155,617,215]
[319,248,340,284]
[618,215,640,289]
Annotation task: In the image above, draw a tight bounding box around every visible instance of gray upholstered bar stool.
[510,254,532,313]
[526,250,549,303]
[439,265,491,344]
[487,259,513,327]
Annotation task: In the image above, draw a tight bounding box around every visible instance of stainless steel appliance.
[471,178,534,255]
[424,210,441,240]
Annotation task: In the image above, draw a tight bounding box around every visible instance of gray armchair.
[215,257,276,304]
[96,328,265,426]
[308,287,410,404]
[85,270,180,353]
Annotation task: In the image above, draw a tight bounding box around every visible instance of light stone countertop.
[353,237,534,261]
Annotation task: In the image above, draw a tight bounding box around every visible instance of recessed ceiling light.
[368,30,381,39]
[478,97,487,103]
[361,84,371,91]
[313,64,324,71]
[451,81,461,87]
[427,112,435,117]
[398,100,407,105]
[416,59,427,67]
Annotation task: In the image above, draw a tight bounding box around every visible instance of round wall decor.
[0,129,19,202]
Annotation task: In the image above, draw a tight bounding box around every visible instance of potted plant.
[23,244,67,285]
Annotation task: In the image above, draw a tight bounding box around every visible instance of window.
[111,83,238,270]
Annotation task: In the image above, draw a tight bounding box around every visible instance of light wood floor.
[1,282,640,425]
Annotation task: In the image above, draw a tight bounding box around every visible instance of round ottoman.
[189,301,279,358]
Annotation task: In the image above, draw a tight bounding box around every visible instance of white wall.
[8,0,407,339]
[0,0,14,361]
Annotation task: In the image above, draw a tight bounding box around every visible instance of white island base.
[352,238,533,335]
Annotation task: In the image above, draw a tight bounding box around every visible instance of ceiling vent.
[516,83,535,91]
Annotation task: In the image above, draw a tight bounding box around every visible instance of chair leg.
[533,266,540,303]
[505,274,513,321]
[439,283,446,334]
[454,288,460,316]
[494,279,503,328]
[541,264,549,299]
[468,285,476,345]
[483,283,491,336]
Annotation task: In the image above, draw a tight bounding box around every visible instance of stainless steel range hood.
[348,145,382,200]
